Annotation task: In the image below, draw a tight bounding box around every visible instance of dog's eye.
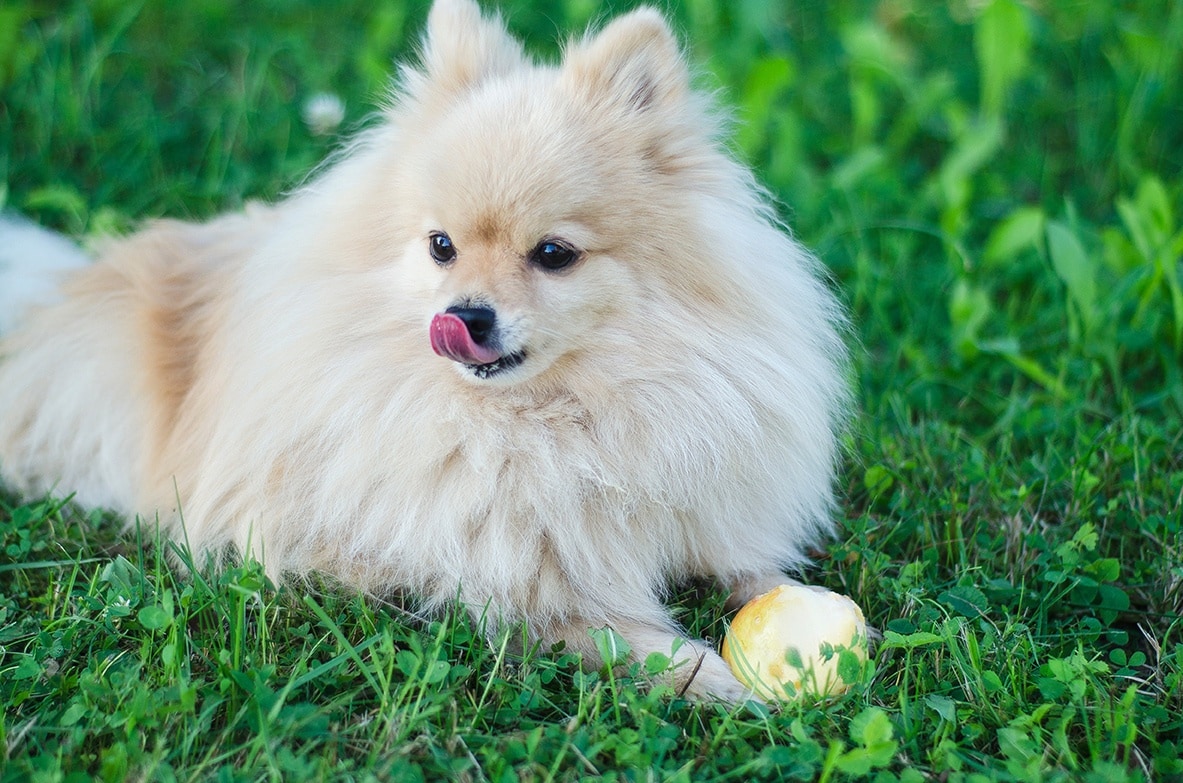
[429,232,457,265]
[530,239,579,272]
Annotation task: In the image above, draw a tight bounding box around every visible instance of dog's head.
[385,0,716,386]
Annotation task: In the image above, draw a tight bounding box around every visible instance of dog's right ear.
[412,0,526,99]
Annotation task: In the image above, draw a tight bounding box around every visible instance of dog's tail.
[0,213,92,335]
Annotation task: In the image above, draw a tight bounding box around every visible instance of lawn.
[2,0,1181,780]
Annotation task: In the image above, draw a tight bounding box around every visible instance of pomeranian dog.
[0,0,849,701]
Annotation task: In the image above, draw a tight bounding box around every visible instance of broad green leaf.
[925,694,957,723]
[939,117,1005,206]
[975,0,1031,117]
[949,279,991,360]
[939,584,989,617]
[1084,558,1121,583]
[1047,220,1099,331]
[589,626,631,668]
[984,206,1046,266]
[844,707,898,770]
[863,464,894,496]
[138,605,172,630]
[395,649,420,678]
[850,706,894,747]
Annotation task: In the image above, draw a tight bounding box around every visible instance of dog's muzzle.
[430,305,526,378]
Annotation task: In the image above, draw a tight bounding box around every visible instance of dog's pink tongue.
[430,312,502,365]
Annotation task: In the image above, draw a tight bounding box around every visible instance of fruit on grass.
[722,584,867,700]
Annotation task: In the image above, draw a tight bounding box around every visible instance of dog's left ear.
[561,7,689,116]
[414,0,526,99]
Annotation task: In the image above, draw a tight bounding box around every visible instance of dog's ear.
[561,8,689,116]
[416,0,526,98]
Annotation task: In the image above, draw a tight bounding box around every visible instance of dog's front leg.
[549,615,753,703]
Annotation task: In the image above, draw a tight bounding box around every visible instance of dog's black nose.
[445,305,497,346]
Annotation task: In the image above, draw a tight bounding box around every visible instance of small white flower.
[302,92,346,136]
[103,595,132,624]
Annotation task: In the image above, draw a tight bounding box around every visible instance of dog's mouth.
[430,310,527,380]
[466,350,526,379]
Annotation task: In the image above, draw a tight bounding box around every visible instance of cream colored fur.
[0,0,850,702]
[0,214,91,333]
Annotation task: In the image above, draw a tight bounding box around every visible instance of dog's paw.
[675,648,757,704]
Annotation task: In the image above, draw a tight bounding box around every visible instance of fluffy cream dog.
[0,0,849,701]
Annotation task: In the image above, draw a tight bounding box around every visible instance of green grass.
[2,0,1181,780]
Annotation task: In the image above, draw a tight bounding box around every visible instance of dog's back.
[0,208,276,512]
[0,214,91,334]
